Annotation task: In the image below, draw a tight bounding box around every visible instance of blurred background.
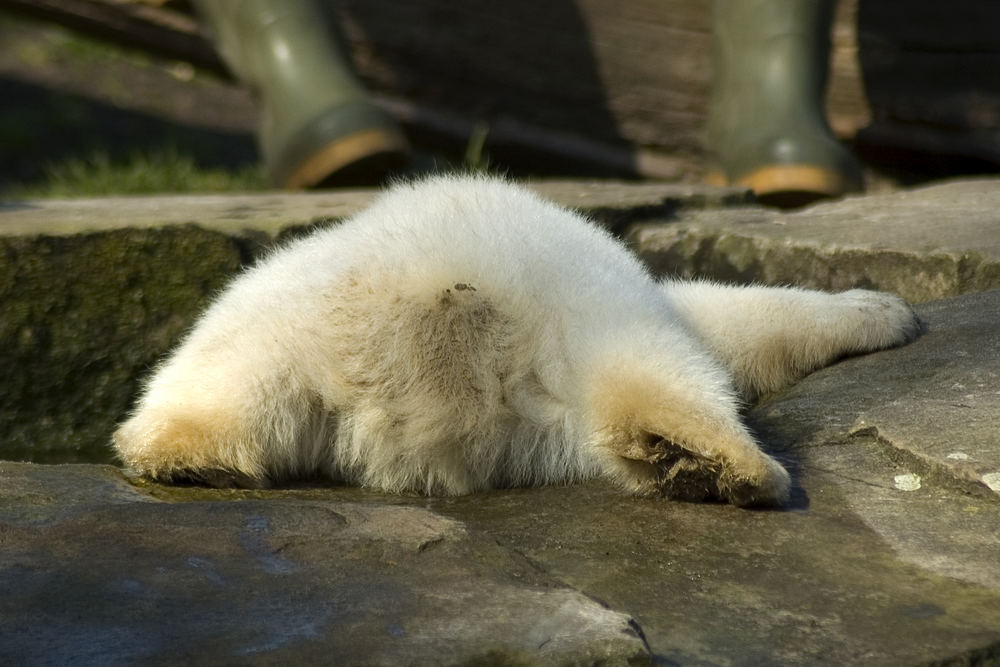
[1,0,997,198]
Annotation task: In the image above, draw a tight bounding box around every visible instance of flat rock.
[755,289,1000,499]
[852,290,1000,496]
[2,289,999,665]
[631,178,1000,303]
[0,463,648,666]
[0,181,748,237]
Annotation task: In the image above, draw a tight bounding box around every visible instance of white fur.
[113,175,920,505]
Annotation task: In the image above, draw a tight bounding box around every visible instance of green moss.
[0,226,245,462]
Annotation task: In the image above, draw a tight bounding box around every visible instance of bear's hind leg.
[586,363,790,506]
[113,403,272,488]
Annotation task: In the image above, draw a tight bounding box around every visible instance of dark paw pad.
[160,468,271,490]
[648,439,724,502]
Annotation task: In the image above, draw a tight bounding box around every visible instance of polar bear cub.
[114,174,919,505]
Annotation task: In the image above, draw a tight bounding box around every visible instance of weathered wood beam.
[0,0,227,75]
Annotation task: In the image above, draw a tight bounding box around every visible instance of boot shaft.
[706,0,861,203]
[710,0,836,131]
[193,0,369,159]
[192,0,407,187]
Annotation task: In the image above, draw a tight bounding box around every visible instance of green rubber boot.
[193,0,408,188]
[706,0,863,206]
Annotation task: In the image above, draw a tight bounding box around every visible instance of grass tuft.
[11,147,267,198]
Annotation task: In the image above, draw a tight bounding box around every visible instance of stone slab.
[631,178,1000,303]
[0,181,749,237]
[2,290,1000,665]
[0,463,648,666]
[746,289,1000,604]
[752,289,1000,502]
[852,290,1000,495]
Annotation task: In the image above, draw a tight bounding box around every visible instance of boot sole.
[707,164,861,207]
[282,127,409,189]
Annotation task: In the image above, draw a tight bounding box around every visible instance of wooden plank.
[0,0,227,75]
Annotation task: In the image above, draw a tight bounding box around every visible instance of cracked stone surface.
[3,290,1000,665]
[3,180,1000,663]
[849,290,1000,497]
[752,289,1000,502]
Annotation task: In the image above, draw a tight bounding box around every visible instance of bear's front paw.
[842,289,923,347]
